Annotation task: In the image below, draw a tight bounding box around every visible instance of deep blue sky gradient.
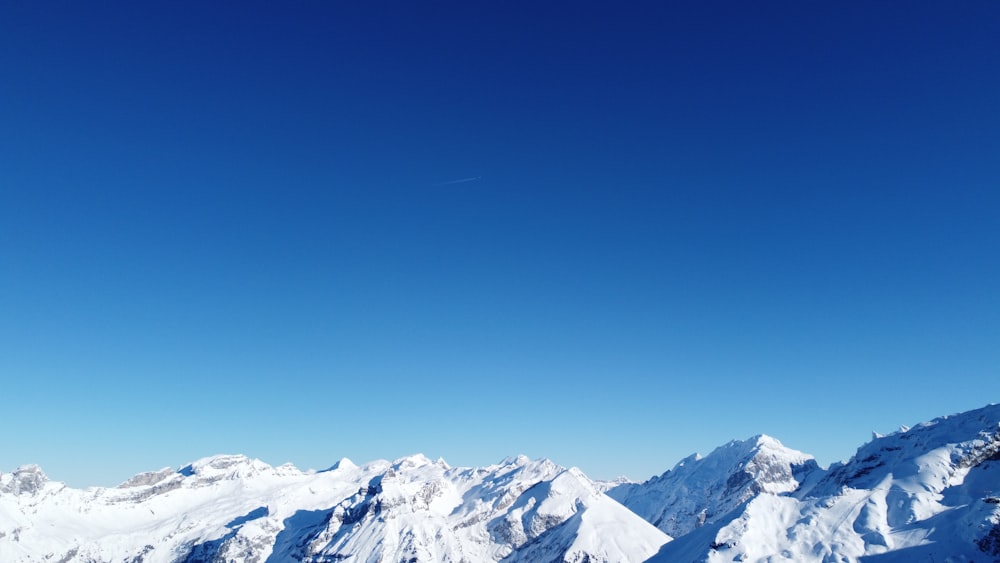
[2,1,999,487]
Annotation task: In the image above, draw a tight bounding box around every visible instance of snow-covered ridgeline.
[608,434,818,539]
[652,403,1000,562]
[4,403,1000,562]
[0,453,667,562]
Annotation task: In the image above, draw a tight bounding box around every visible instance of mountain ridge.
[0,452,668,562]
[4,403,1000,562]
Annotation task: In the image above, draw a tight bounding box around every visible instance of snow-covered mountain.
[4,403,1000,562]
[652,403,1000,562]
[608,434,819,539]
[0,453,667,562]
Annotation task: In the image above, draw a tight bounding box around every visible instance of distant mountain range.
[3,404,999,562]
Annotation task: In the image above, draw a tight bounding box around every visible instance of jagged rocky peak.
[736,434,820,493]
[0,464,49,495]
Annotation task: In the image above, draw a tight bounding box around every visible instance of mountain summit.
[653,403,1000,562]
[608,434,818,538]
[4,404,1000,562]
[0,453,666,562]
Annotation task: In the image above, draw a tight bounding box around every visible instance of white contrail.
[439,176,482,185]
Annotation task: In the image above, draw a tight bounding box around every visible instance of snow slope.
[608,434,819,538]
[651,403,1000,562]
[0,453,668,563]
[5,403,1000,562]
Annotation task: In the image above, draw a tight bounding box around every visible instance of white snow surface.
[608,434,819,538]
[5,403,1000,562]
[651,403,1000,562]
[0,453,668,563]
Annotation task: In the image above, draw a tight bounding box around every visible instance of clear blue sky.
[2,1,998,488]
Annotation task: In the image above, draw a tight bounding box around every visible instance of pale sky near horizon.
[2,1,999,488]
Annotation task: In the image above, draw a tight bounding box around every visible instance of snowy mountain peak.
[750,433,790,451]
[0,464,49,496]
[716,434,809,467]
[609,434,818,538]
[738,435,817,494]
[667,433,816,495]
[324,457,356,472]
[7,404,1000,562]
[1,453,668,563]
[656,403,1000,562]
[390,453,435,471]
[177,454,276,482]
[497,454,533,467]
